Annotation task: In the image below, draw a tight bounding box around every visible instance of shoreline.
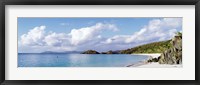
[127,53,182,68]
[131,53,161,58]
[126,53,160,67]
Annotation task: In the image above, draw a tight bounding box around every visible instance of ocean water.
[18,53,148,67]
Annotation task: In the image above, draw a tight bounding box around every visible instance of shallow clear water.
[18,53,148,67]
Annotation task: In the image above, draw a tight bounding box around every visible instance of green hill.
[119,40,172,54]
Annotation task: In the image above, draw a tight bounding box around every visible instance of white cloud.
[43,32,70,46]
[102,18,182,45]
[20,25,46,46]
[19,23,119,52]
[68,23,118,45]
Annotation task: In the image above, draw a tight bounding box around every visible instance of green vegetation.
[82,40,172,54]
[119,40,172,54]
[82,40,173,54]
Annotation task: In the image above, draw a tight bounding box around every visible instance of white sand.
[128,53,182,68]
[132,53,161,58]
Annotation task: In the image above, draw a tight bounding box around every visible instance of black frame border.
[0,0,200,85]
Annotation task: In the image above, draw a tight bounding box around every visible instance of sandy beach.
[128,53,182,68]
[132,53,161,58]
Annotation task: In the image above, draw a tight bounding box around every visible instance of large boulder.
[158,32,182,64]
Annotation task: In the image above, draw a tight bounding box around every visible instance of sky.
[18,17,182,53]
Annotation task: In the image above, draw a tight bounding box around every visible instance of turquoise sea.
[18,53,148,67]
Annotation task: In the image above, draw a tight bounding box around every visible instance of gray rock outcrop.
[158,32,182,64]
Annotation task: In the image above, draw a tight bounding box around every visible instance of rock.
[158,32,182,64]
[148,56,160,62]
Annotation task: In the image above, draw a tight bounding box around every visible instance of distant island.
[81,50,100,54]
[41,51,82,54]
[81,50,120,54]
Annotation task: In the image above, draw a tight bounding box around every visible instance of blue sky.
[18,17,182,53]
